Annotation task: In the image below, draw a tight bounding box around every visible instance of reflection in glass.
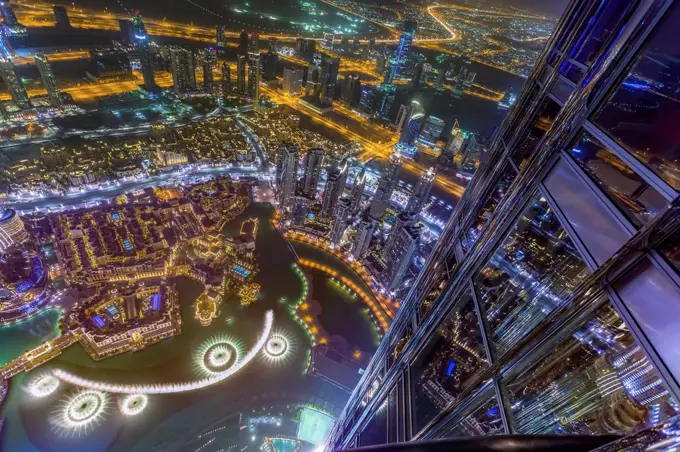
[506,301,679,434]
[551,76,574,103]
[418,248,456,320]
[660,231,680,274]
[475,193,590,355]
[411,288,488,433]
[463,164,517,253]
[512,96,561,168]
[359,402,388,446]
[568,0,636,67]
[388,386,397,443]
[595,5,680,190]
[568,132,667,227]
[444,394,504,437]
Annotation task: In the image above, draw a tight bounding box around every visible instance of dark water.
[0,203,378,451]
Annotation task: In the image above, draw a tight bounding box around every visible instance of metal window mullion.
[584,121,679,202]
[493,379,512,435]
[470,279,495,365]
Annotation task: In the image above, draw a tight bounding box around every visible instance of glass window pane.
[660,230,680,273]
[550,77,574,103]
[506,300,679,434]
[475,192,590,355]
[359,403,388,447]
[511,97,561,168]
[569,0,636,67]
[595,5,680,190]
[568,131,667,227]
[463,163,517,253]
[388,386,398,443]
[560,61,585,84]
[410,288,489,433]
[443,393,504,437]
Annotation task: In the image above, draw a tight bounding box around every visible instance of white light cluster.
[52,390,108,436]
[27,374,60,398]
[193,335,244,378]
[262,329,294,365]
[52,311,274,394]
[120,394,148,416]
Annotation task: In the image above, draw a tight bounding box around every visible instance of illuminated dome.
[0,209,27,252]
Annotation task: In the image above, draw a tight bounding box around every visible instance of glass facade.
[410,288,488,433]
[568,131,667,227]
[506,300,678,435]
[475,192,590,355]
[595,4,680,190]
[327,2,680,450]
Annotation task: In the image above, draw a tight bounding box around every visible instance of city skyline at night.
[0,0,678,451]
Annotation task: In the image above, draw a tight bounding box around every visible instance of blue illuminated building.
[386,20,417,84]
[131,10,157,91]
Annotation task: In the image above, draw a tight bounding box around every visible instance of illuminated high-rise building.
[221,63,231,98]
[292,191,310,227]
[237,54,247,95]
[321,162,348,218]
[248,32,259,54]
[417,115,446,147]
[202,50,215,92]
[405,167,435,215]
[369,151,402,218]
[276,143,299,214]
[170,47,195,94]
[327,1,680,449]
[411,61,425,87]
[35,52,62,107]
[384,223,420,291]
[386,20,417,84]
[131,11,157,91]
[216,25,226,54]
[247,53,261,99]
[351,212,377,259]
[319,57,340,108]
[330,198,352,244]
[302,148,324,197]
[0,59,29,109]
[118,19,135,46]
[349,167,366,215]
[238,31,248,55]
[283,67,303,96]
[321,32,334,50]
[382,211,416,262]
[394,103,413,134]
[53,6,71,29]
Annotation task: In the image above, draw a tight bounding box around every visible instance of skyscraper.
[202,51,215,92]
[35,52,62,107]
[321,163,348,218]
[0,59,29,109]
[341,75,361,107]
[351,212,377,259]
[131,11,157,91]
[319,58,340,108]
[236,54,247,95]
[384,224,420,291]
[327,1,680,448]
[261,52,278,82]
[170,48,195,94]
[369,151,402,218]
[268,37,277,53]
[321,33,334,50]
[216,25,226,54]
[411,61,425,87]
[283,67,303,96]
[417,115,446,147]
[330,198,352,244]
[238,32,248,55]
[382,211,416,261]
[118,19,135,46]
[291,192,310,227]
[386,20,417,84]
[302,148,324,197]
[248,32,259,54]
[221,63,231,98]
[405,167,435,215]
[349,167,366,215]
[247,53,261,99]
[276,144,299,214]
[53,6,71,29]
